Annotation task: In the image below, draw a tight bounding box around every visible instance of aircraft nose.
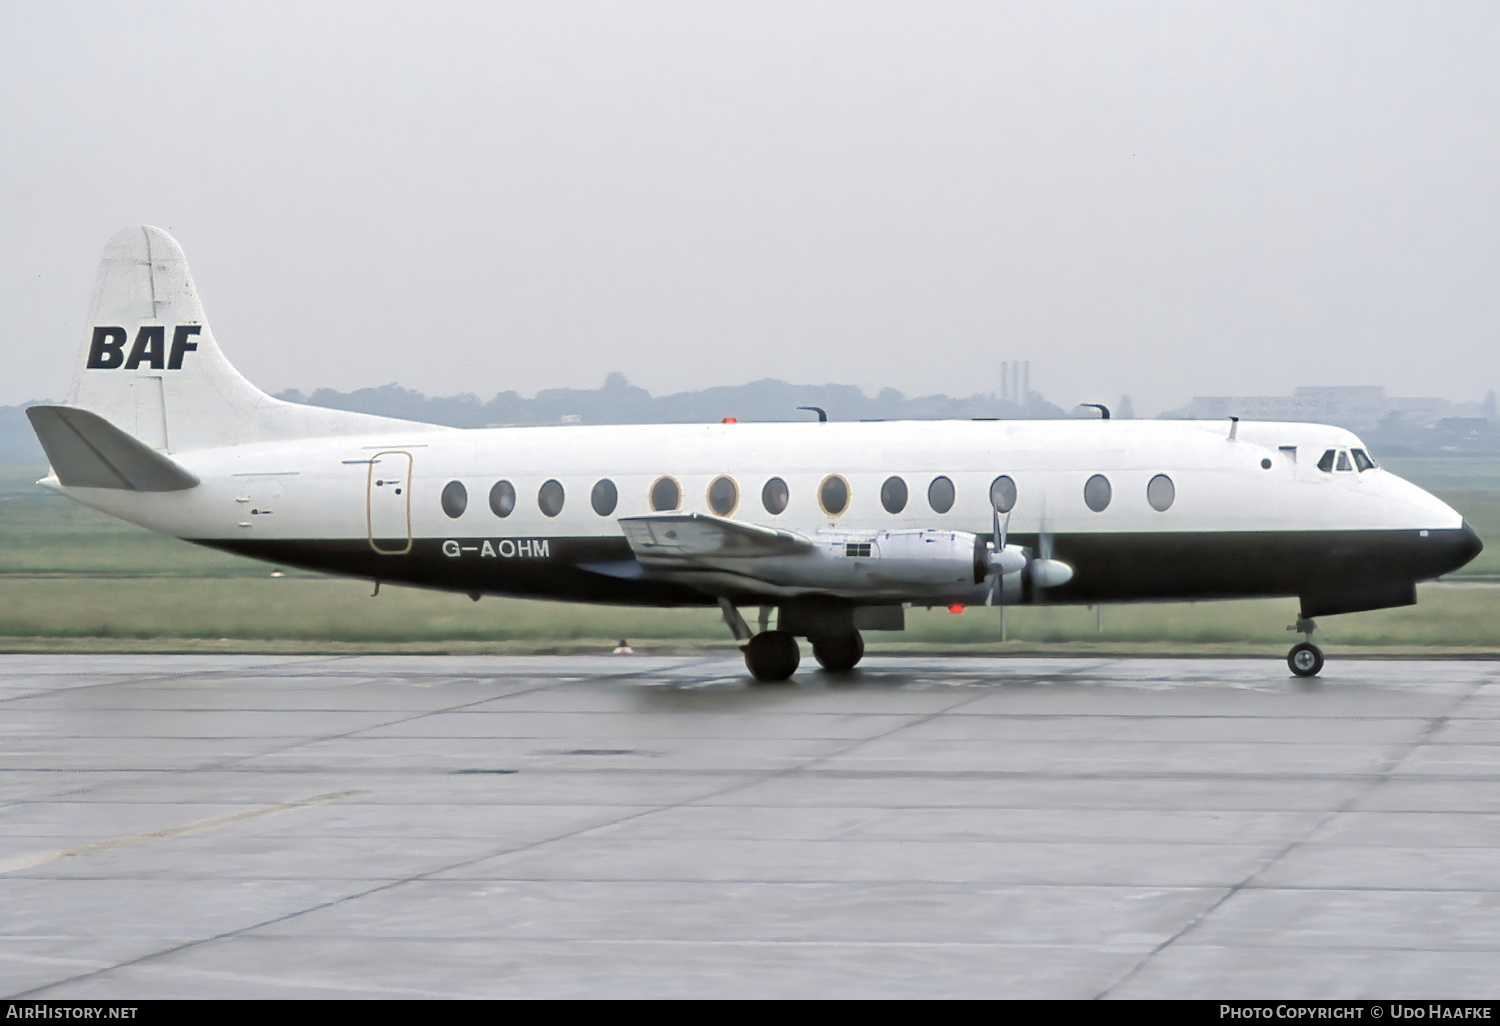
[1441,521,1484,575]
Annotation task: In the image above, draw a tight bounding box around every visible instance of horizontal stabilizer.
[27,406,199,491]
[619,513,812,564]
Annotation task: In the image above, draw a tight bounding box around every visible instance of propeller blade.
[986,510,1018,607]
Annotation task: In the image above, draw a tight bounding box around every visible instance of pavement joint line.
[0,654,361,708]
[168,657,714,777]
[756,658,1130,777]
[7,770,769,998]
[10,712,1500,722]
[7,655,1498,997]
[0,789,366,876]
[14,768,1500,782]
[13,875,1500,893]
[194,686,557,769]
[8,656,957,996]
[6,658,753,999]
[1090,668,1495,999]
[2,667,405,805]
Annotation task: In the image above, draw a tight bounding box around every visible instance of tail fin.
[68,226,440,452]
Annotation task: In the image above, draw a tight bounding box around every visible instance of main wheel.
[1288,641,1324,678]
[743,630,800,682]
[811,630,864,673]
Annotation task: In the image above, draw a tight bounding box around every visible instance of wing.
[618,513,814,567]
[615,514,985,603]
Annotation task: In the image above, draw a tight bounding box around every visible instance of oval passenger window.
[489,480,516,518]
[650,476,680,512]
[928,476,955,514]
[989,475,1017,513]
[1084,474,1112,513]
[591,479,618,516]
[708,476,738,516]
[1147,474,1174,512]
[880,476,908,514]
[762,477,789,515]
[819,475,850,516]
[440,480,467,519]
[538,479,565,517]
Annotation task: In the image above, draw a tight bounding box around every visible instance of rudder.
[67,226,439,452]
[70,226,279,452]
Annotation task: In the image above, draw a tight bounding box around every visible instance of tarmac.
[1,652,1498,999]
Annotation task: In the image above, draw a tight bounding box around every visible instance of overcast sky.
[2,1,1497,415]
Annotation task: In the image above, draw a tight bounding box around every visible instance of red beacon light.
[721,417,738,424]
[948,604,965,614]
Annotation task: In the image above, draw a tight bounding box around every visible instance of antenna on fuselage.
[1081,403,1110,419]
[797,406,827,423]
[1228,416,1239,441]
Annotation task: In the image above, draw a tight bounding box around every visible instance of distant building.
[1164,386,1473,431]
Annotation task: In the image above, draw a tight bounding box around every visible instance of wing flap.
[619,513,812,564]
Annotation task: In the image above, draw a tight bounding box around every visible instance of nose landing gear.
[1286,616,1324,677]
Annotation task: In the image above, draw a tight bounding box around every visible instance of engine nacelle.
[621,512,1073,603]
[767,529,1073,601]
[813,529,987,588]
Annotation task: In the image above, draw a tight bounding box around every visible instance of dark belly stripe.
[193,526,1480,614]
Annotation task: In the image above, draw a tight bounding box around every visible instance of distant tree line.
[272,372,1069,427]
[15,374,1491,466]
[0,376,1070,466]
[0,403,45,464]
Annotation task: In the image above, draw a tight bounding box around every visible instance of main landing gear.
[743,630,801,682]
[722,601,868,682]
[1287,616,1324,677]
[811,630,865,674]
[741,629,866,681]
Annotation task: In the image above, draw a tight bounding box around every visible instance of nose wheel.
[1286,616,1323,677]
[1288,641,1324,677]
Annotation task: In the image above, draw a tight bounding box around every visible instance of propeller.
[984,499,1074,607]
[984,506,1026,605]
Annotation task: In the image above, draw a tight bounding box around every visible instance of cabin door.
[366,451,413,555]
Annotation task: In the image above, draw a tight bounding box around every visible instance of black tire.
[744,630,800,682]
[811,630,865,673]
[1288,641,1324,678]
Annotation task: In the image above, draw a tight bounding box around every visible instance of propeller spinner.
[983,502,1073,606]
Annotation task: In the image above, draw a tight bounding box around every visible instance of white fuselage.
[54,418,1460,542]
[32,225,1485,677]
[46,416,1475,616]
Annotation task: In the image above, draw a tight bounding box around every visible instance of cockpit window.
[1336,451,1352,472]
[1317,449,1336,473]
[1351,448,1377,472]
